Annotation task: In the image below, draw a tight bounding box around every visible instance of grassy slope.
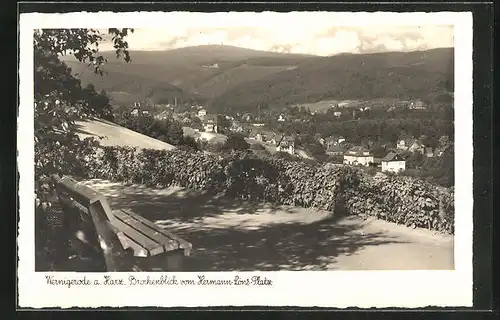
[75,118,176,150]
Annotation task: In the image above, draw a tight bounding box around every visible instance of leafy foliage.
[77,147,454,234]
[343,169,454,233]
[113,113,186,146]
[34,28,133,270]
[223,133,250,151]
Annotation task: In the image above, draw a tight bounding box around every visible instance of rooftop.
[382,152,404,162]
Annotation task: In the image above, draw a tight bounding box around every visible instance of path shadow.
[176,216,406,271]
[82,180,299,223]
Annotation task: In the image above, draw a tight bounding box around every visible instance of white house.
[343,146,374,166]
[203,114,218,133]
[381,152,406,173]
[198,109,207,117]
[409,100,426,110]
[425,147,434,157]
[397,139,411,150]
[278,114,285,122]
[131,108,149,116]
[333,111,342,117]
[276,135,295,155]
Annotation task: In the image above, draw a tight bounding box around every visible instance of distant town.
[122,97,452,178]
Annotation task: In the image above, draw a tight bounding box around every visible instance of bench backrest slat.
[52,175,116,222]
[51,174,129,271]
[88,201,130,271]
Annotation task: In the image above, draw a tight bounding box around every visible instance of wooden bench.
[50,174,192,272]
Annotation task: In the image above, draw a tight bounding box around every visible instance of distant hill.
[61,45,316,104]
[65,61,194,105]
[210,48,454,114]
[62,46,454,112]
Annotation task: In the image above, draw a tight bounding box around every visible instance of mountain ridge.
[62,45,454,110]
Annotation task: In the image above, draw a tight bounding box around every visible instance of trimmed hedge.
[80,146,454,234]
[343,170,454,233]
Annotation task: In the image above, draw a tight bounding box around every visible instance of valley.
[61,45,453,114]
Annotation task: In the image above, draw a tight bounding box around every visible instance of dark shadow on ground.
[85,181,299,223]
[82,181,408,271]
[178,216,406,271]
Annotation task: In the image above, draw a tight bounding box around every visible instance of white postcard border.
[18,11,473,308]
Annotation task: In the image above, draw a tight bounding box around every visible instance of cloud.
[97,13,454,56]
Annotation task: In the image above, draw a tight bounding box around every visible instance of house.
[154,110,172,120]
[409,100,426,110]
[252,123,265,127]
[203,114,218,133]
[343,146,374,166]
[248,129,264,142]
[314,133,325,145]
[197,109,207,117]
[278,114,285,122]
[326,144,345,156]
[325,135,345,147]
[333,111,342,117]
[370,158,382,168]
[397,139,409,150]
[130,108,149,116]
[276,135,295,155]
[241,113,252,122]
[425,147,434,157]
[202,63,219,69]
[230,121,244,132]
[408,140,425,154]
[397,138,423,152]
[381,152,406,173]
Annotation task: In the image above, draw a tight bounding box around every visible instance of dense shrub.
[343,169,454,233]
[79,146,454,234]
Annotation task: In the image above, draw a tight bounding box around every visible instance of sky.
[98,12,454,56]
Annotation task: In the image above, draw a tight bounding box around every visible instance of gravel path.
[81,179,454,271]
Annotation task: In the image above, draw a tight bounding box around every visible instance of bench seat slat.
[120,209,193,254]
[113,210,180,253]
[116,232,148,258]
[109,218,164,256]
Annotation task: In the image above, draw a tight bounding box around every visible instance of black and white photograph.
[18,11,473,308]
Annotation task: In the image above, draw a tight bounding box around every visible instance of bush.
[114,114,185,146]
[224,133,250,151]
[249,143,266,151]
[343,169,454,233]
[78,145,454,234]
